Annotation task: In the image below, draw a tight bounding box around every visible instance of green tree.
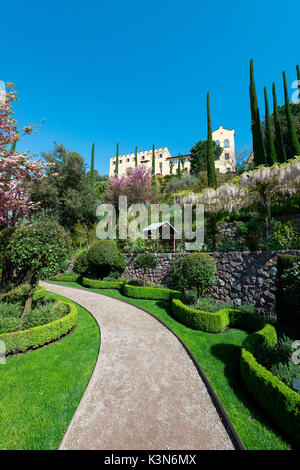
[90,142,95,188]
[283,71,300,157]
[249,59,266,166]
[115,142,119,175]
[264,87,277,165]
[206,92,217,188]
[87,240,125,279]
[272,83,287,163]
[7,221,70,320]
[189,139,222,175]
[135,146,138,167]
[29,143,98,230]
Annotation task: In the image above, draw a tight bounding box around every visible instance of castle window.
[127,158,130,162]
[224,139,229,147]
[226,168,231,173]
[215,140,220,146]
[119,160,122,164]
[225,153,230,160]
[160,154,162,158]
[141,156,145,160]
[216,156,220,161]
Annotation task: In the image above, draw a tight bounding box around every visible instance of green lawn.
[48,280,292,450]
[0,291,100,450]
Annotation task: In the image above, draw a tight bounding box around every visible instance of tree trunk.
[20,273,38,324]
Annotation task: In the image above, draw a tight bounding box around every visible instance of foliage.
[29,143,98,230]
[73,222,96,249]
[123,284,181,301]
[191,297,255,314]
[206,92,217,188]
[73,249,89,275]
[189,140,222,175]
[86,240,125,278]
[271,83,287,163]
[171,298,232,332]
[104,165,157,205]
[7,221,70,316]
[264,87,277,165]
[164,174,199,194]
[249,59,267,166]
[133,253,157,285]
[283,71,300,157]
[0,298,77,354]
[271,219,299,249]
[171,253,216,299]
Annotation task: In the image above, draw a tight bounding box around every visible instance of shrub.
[0,301,77,354]
[23,300,69,330]
[191,297,233,313]
[270,361,300,391]
[49,274,80,282]
[276,254,300,329]
[171,298,232,332]
[171,253,216,299]
[127,278,144,287]
[73,250,89,275]
[123,284,181,301]
[181,290,198,306]
[164,174,199,194]
[80,277,124,290]
[0,285,46,305]
[87,240,126,278]
[0,316,21,334]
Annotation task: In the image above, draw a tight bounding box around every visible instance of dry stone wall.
[123,250,300,315]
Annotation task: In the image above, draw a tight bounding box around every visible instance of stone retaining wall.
[124,250,300,315]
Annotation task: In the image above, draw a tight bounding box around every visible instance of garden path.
[41,281,235,450]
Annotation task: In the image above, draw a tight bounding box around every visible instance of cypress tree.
[177,153,182,177]
[264,87,277,165]
[10,140,16,154]
[90,142,95,188]
[272,83,286,163]
[249,59,266,166]
[283,71,300,157]
[115,142,119,175]
[206,92,217,188]
[152,144,156,183]
[135,146,138,166]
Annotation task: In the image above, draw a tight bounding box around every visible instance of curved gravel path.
[41,281,235,450]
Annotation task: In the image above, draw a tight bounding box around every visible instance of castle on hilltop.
[109,126,235,177]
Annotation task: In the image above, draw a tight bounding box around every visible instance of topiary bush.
[73,250,89,275]
[87,240,126,279]
[171,253,216,299]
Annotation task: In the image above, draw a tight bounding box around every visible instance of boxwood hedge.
[0,300,77,354]
[123,284,181,301]
[81,277,124,290]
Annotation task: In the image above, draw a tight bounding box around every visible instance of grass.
[0,291,100,450]
[47,280,293,450]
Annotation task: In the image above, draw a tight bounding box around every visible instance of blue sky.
[2,0,299,175]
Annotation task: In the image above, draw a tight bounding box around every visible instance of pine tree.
[283,71,300,157]
[206,92,217,188]
[90,142,95,188]
[264,87,277,165]
[249,59,266,166]
[272,83,286,163]
[115,142,119,175]
[152,144,155,183]
[177,153,182,177]
[135,146,138,167]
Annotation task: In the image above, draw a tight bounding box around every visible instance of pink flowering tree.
[104,166,157,206]
[0,83,47,226]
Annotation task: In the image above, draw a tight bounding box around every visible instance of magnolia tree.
[0,83,47,225]
[176,157,300,239]
[104,166,157,206]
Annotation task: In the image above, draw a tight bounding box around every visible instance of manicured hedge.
[0,285,46,304]
[0,300,77,354]
[123,284,181,301]
[49,274,80,282]
[171,298,235,332]
[81,277,124,290]
[240,323,300,445]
